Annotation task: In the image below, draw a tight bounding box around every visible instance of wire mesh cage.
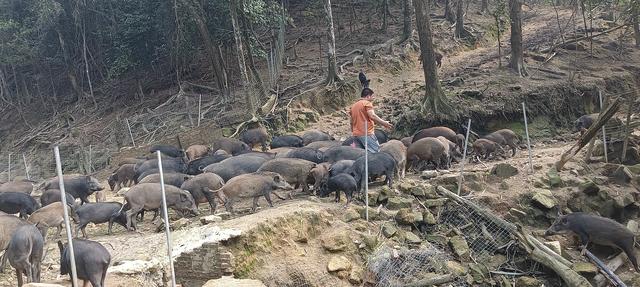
[437,200,516,262]
[366,245,458,287]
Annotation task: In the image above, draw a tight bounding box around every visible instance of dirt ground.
[0,1,639,286]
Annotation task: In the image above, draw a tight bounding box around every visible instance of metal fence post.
[53,146,78,286]
[157,151,177,287]
[364,121,369,222]
[522,102,534,173]
[126,118,136,147]
[598,91,608,163]
[22,153,29,180]
[457,119,471,195]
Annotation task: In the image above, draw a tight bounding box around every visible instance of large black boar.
[43,175,104,205]
[203,156,268,182]
[58,239,111,287]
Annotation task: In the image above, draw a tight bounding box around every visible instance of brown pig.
[407,137,447,171]
[180,173,225,214]
[0,180,35,194]
[215,172,292,214]
[27,202,78,236]
[186,145,211,161]
[257,158,316,194]
[411,126,465,149]
[472,139,504,161]
[380,140,407,178]
[108,164,136,192]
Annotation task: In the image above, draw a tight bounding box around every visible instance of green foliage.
[0,0,290,106]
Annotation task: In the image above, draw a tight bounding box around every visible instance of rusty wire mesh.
[365,196,552,287]
[366,245,470,287]
[260,265,340,287]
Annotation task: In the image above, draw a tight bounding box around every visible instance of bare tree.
[508,0,528,76]
[481,0,488,13]
[454,0,466,38]
[230,0,248,83]
[179,0,229,97]
[401,0,413,42]
[239,0,266,102]
[633,0,640,47]
[324,0,342,84]
[413,0,448,113]
[445,0,456,23]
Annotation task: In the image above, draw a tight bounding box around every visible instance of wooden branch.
[555,97,621,170]
[542,24,631,53]
[404,274,454,286]
[585,250,627,287]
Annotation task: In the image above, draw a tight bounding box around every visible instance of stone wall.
[175,242,234,287]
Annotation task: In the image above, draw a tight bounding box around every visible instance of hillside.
[0,0,639,286]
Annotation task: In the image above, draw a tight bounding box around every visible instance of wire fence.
[365,197,551,287]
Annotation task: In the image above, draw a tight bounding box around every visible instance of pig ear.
[85,175,92,182]
[273,175,281,183]
[180,193,188,202]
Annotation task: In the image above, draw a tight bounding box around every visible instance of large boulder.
[386,197,413,210]
[449,236,470,261]
[546,169,564,187]
[579,180,599,195]
[343,208,361,222]
[532,190,557,209]
[404,232,422,244]
[382,223,398,238]
[320,230,351,252]
[516,276,541,287]
[491,163,519,178]
[395,208,423,225]
[327,255,352,272]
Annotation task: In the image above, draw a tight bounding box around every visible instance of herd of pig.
[0,114,603,286]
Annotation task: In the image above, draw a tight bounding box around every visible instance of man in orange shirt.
[350,88,393,152]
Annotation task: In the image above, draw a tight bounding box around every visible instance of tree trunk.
[230,0,248,83]
[413,0,448,113]
[383,0,389,30]
[496,14,502,67]
[445,0,455,23]
[455,0,465,38]
[239,0,266,111]
[508,0,528,76]
[634,8,640,47]
[402,0,413,42]
[179,0,229,97]
[324,0,342,84]
[81,17,96,108]
[481,0,488,13]
[55,28,82,102]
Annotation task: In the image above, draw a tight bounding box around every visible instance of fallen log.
[555,97,621,170]
[404,274,455,286]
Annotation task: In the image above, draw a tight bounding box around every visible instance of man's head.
[361,88,374,100]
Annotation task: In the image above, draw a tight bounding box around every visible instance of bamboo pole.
[598,91,608,163]
[126,118,136,147]
[22,153,29,180]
